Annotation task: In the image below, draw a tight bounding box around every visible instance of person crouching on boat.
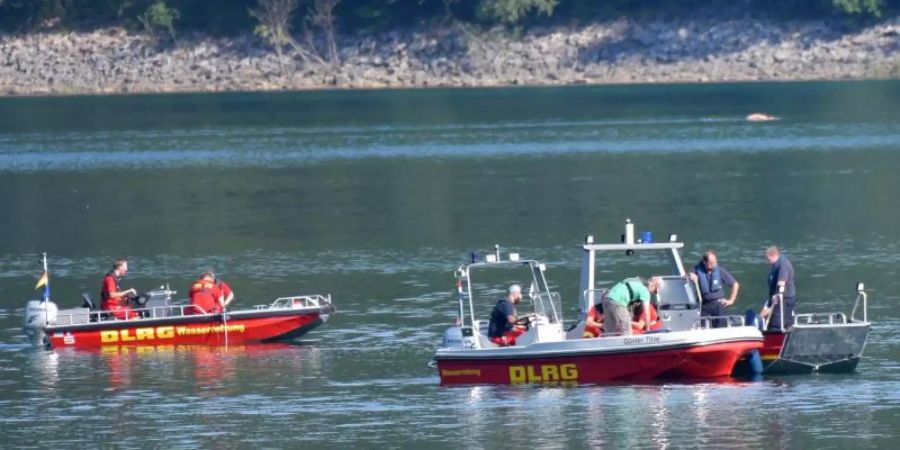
[188,270,233,315]
[602,277,660,336]
[583,299,605,338]
[630,300,663,334]
[689,251,740,328]
[100,258,139,320]
[488,284,526,346]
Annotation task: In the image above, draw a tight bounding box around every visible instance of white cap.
[508,284,522,294]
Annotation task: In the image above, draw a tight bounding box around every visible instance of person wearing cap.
[602,277,660,336]
[760,246,796,330]
[487,284,527,346]
[188,270,233,315]
[689,250,740,328]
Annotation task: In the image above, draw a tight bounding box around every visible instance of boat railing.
[52,295,332,326]
[762,283,869,331]
[849,283,868,323]
[53,304,208,326]
[796,283,868,326]
[760,291,788,332]
[794,312,848,326]
[695,315,747,329]
[256,294,332,310]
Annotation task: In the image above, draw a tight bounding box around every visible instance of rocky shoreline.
[1,16,898,96]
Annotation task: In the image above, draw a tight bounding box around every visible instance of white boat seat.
[473,320,500,348]
[479,334,499,348]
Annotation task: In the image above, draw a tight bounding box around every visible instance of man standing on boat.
[488,284,526,346]
[602,277,660,336]
[100,258,138,320]
[760,246,796,330]
[689,251,740,328]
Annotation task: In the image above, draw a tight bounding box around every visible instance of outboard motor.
[442,324,478,350]
[23,300,58,347]
[442,325,465,349]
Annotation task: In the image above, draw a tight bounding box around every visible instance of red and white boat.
[24,277,334,350]
[434,223,763,385]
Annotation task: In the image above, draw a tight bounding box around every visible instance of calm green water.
[1,81,898,449]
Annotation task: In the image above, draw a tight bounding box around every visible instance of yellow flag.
[35,271,48,289]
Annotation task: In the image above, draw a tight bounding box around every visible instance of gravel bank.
[1,16,897,95]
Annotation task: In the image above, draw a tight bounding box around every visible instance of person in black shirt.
[689,251,740,328]
[760,246,796,330]
[487,284,526,346]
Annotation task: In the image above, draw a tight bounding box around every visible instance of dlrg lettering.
[509,363,578,384]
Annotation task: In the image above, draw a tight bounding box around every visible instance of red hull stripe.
[436,338,762,361]
[438,341,761,385]
[48,312,323,349]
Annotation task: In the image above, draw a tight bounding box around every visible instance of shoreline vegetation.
[0,1,898,96]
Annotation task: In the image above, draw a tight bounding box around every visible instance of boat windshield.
[462,260,561,326]
[657,276,700,308]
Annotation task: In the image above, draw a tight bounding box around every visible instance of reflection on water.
[23,344,322,394]
[444,381,823,449]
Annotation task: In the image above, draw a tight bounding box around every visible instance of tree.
[249,0,343,71]
[250,0,299,73]
[306,0,341,67]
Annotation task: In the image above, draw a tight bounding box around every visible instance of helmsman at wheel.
[100,258,138,320]
[487,284,526,346]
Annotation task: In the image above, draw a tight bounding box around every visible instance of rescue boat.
[23,279,334,350]
[434,225,763,386]
[732,283,871,376]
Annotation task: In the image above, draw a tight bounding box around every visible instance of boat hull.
[45,307,332,349]
[436,332,762,386]
[732,322,870,376]
[660,341,761,378]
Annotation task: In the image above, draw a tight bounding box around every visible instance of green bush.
[833,0,885,17]
[138,1,180,39]
[478,0,558,24]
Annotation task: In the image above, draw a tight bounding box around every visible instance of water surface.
[1,81,898,449]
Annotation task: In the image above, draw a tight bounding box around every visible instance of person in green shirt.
[602,277,661,336]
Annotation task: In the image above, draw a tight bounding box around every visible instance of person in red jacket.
[583,302,604,338]
[100,258,138,320]
[189,271,221,315]
[218,278,235,310]
[188,270,235,315]
[631,301,663,335]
